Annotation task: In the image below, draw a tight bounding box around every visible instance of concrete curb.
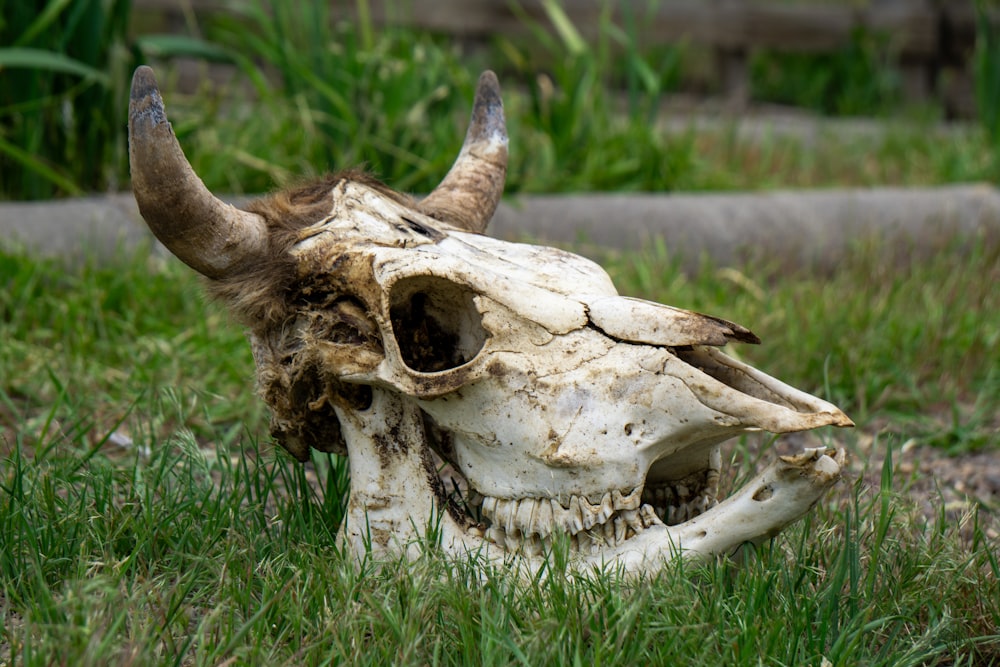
[490,184,1000,269]
[3,185,998,269]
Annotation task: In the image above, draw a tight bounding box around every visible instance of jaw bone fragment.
[128,65,853,578]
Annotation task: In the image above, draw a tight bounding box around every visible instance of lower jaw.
[443,467,722,558]
[437,446,844,572]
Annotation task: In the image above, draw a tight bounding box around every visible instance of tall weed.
[0,0,231,200]
[750,27,902,116]
[0,0,133,199]
[200,0,477,194]
[975,0,1000,180]
[499,0,691,192]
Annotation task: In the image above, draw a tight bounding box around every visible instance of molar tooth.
[490,497,509,528]
[523,535,543,557]
[684,499,699,521]
[481,496,498,520]
[666,504,679,525]
[550,499,568,533]
[568,496,585,534]
[504,530,521,553]
[501,499,519,535]
[533,499,554,538]
[639,504,660,528]
[581,496,601,531]
[602,518,616,546]
[515,498,537,535]
[597,492,614,525]
[621,508,643,531]
[614,516,628,543]
[613,487,642,511]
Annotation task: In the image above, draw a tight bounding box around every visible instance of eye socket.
[389,276,487,373]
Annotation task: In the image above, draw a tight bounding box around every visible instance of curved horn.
[417,70,508,233]
[128,66,268,279]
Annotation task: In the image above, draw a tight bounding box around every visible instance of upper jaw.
[426,344,852,569]
[419,341,851,506]
[669,346,854,431]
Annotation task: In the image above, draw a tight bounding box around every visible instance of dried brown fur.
[202,170,413,461]
[204,170,415,327]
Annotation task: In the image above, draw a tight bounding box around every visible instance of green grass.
[0,0,140,200]
[2,423,996,665]
[1,235,998,663]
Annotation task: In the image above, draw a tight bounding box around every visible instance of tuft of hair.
[205,170,415,326]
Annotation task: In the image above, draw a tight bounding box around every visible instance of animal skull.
[128,66,852,577]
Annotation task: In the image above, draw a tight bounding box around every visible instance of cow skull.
[128,66,852,577]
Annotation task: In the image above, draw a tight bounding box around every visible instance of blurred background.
[2,0,1000,201]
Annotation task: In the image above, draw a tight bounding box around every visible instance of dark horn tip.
[476,70,501,100]
[471,70,506,143]
[129,65,169,131]
[130,66,159,102]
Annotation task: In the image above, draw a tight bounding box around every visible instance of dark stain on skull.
[399,215,446,242]
[268,361,349,460]
[258,287,383,461]
[420,410,477,529]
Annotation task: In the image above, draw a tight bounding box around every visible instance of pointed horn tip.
[470,70,507,147]
[129,66,169,132]
[130,66,159,103]
[477,70,500,92]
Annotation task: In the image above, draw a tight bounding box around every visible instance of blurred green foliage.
[0,0,134,199]
[749,28,902,116]
[976,0,1000,179]
[2,0,999,200]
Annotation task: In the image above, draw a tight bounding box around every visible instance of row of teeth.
[478,487,644,540]
[471,504,661,556]
[468,487,670,556]
[467,473,721,555]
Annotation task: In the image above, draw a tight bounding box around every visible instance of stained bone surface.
[128,66,853,577]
